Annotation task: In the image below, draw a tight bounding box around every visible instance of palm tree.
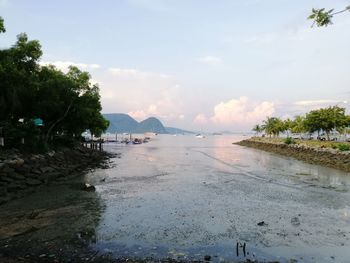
[252,124,262,136]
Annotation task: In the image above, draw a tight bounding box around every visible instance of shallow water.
[84,135,350,262]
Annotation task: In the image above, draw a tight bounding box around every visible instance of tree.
[0,17,109,150]
[0,16,5,33]
[290,116,306,137]
[308,6,350,27]
[262,117,285,137]
[304,106,347,140]
[252,124,262,136]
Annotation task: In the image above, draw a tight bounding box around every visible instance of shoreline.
[0,146,111,206]
[235,138,350,173]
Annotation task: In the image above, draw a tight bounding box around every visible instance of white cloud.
[40,61,100,72]
[210,96,275,125]
[108,68,170,79]
[194,114,208,124]
[197,56,223,65]
[294,99,339,106]
[101,67,183,124]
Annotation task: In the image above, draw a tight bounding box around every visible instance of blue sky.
[1,0,350,131]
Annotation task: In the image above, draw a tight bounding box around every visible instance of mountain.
[135,117,167,134]
[104,114,168,134]
[165,127,195,134]
[104,113,138,133]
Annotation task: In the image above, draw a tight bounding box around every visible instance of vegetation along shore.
[236,138,350,173]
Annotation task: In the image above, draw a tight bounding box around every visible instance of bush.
[284,137,295,145]
[337,143,350,152]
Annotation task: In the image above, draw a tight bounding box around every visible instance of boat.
[195,134,206,138]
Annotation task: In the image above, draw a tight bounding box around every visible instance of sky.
[1,0,350,132]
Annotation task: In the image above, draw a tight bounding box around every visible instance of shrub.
[284,137,295,145]
[337,143,350,152]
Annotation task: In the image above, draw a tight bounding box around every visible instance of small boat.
[132,138,142,144]
[195,134,206,138]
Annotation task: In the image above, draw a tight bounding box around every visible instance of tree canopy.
[254,106,349,141]
[0,17,109,151]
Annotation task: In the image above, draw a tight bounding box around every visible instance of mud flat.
[235,138,350,173]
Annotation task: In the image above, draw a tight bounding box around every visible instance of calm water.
[86,134,350,262]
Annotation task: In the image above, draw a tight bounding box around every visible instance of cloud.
[294,99,340,106]
[101,67,184,124]
[210,96,275,125]
[194,114,208,124]
[40,61,100,72]
[197,56,223,65]
[108,68,170,79]
[128,104,158,120]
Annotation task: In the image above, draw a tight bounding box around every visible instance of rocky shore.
[236,138,350,173]
[0,146,110,206]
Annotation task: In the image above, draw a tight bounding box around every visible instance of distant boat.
[195,134,206,138]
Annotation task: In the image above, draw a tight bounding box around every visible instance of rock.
[1,166,14,174]
[0,175,14,184]
[291,217,300,226]
[204,255,211,261]
[0,187,7,197]
[257,221,268,226]
[8,172,25,181]
[40,166,54,173]
[26,178,42,186]
[7,183,26,192]
[82,183,96,192]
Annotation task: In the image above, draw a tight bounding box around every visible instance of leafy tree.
[290,116,306,137]
[0,33,42,121]
[0,16,5,33]
[308,6,350,27]
[0,17,109,151]
[304,106,347,140]
[262,117,285,137]
[252,124,262,136]
[283,118,293,137]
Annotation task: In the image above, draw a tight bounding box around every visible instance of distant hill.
[103,113,168,134]
[165,127,195,134]
[103,113,196,134]
[135,117,167,134]
[103,113,139,133]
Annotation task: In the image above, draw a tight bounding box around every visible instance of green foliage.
[262,117,285,137]
[284,137,295,145]
[254,106,348,141]
[290,116,306,134]
[252,124,262,135]
[308,6,350,27]
[0,16,5,33]
[304,106,347,140]
[0,18,109,151]
[308,8,334,27]
[337,144,350,152]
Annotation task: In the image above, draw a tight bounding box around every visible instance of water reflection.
[90,135,350,262]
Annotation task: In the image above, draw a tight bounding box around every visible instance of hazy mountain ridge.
[103,113,193,134]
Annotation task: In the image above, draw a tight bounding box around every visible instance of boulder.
[7,172,25,181]
[26,178,42,186]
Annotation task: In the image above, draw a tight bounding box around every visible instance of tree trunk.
[44,102,72,144]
